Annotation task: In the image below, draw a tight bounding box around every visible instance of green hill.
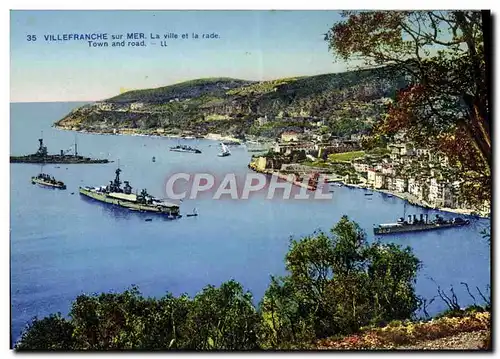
[55,67,408,139]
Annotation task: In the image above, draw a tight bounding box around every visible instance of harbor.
[10,102,491,346]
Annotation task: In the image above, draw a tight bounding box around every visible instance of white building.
[394,177,408,193]
[381,164,394,175]
[408,178,426,201]
[367,169,386,189]
[429,178,457,208]
[96,102,114,111]
[130,102,144,110]
[257,115,269,126]
[353,162,369,173]
[415,148,430,157]
[280,131,300,142]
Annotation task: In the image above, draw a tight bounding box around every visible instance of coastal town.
[249,126,490,217]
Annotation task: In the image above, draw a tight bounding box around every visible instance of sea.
[10,102,491,345]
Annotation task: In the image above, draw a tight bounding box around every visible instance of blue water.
[10,102,491,344]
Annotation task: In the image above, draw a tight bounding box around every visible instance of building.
[130,102,145,110]
[280,131,300,142]
[273,142,316,155]
[415,148,430,157]
[408,177,427,201]
[385,176,395,192]
[367,169,385,189]
[428,178,457,208]
[374,172,386,189]
[394,177,408,193]
[254,157,269,171]
[381,164,394,175]
[388,143,415,157]
[353,162,369,173]
[257,115,269,126]
[96,102,114,111]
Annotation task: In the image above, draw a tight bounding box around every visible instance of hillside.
[55,68,409,139]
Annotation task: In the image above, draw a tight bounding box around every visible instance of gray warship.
[10,137,110,164]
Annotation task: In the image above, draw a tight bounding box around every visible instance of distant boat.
[218,142,231,157]
[364,193,373,196]
[152,156,156,162]
[170,143,201,154]
[186,208,198,217]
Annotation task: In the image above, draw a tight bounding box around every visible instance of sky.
[10,10,351,102]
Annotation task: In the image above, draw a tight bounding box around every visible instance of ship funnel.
[60,150,64,156]
[408,215,412,224]
[413,214,417,223]
[424,214,428,224]
[420,214,424,223]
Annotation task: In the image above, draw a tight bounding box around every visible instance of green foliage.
[328,151,365,162]
[260,216,421,345]
[184,280,260,350]
[57,68,408,139]
[15,313,75,351]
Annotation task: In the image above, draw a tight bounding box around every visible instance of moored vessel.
[374,213,470,235]
[170,144,202,154]
[79,168,180,217]
[31,173,66,189]
[11,137,110,164]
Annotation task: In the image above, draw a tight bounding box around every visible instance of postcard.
[10,9,491,351]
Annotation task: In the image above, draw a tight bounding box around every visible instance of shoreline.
[50,125,491,219]
[54,125,250,144]
[248,163,317,191]
[343,183,489,219]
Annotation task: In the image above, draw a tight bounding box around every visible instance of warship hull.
[31,177,66,189]
[11,155,110,164]
[79,187,180,217]
[374,221,470,235]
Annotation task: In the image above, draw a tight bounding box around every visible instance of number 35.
[27,35,37,41]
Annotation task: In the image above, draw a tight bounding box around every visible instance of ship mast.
[74,134,78,157]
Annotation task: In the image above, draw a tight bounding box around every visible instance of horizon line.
[10,67,368,104]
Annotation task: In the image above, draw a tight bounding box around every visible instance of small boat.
[364,193,373,196]
[145,218,153,222]
[218,142,231,157]
[31,173,66,189]
[186,208,198,217]
[386,194,393,198]
[152,156,156,162]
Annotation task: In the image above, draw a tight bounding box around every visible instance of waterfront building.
[273,142,316,155]
[353,161,369,173]
[394,177,408,193]
[381,164,394,175]
[281,131,300,142]
[429,178,457,208]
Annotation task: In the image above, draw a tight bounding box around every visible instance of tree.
[184,280,260,350]
[15,313,75,351]
[327,11,490,208]
[260,216,421,343]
